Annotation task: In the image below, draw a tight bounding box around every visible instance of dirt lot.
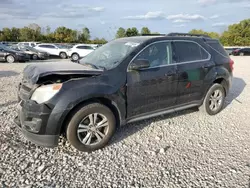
[0,57,249,187]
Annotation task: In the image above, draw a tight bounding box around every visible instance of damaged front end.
[15,62,103,147]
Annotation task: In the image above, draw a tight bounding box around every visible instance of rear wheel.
[59,52,67,59]
[240,52,244,56]
[66,103,116,152]
[6,55,15,63]
[199,83,225,115]
[32,54,38,60]
[72,53,80,61]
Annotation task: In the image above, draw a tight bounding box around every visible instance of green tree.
[125,27,139,37]
[220,19,250,46]
[189,29,220,39]
[115,27,126,38]
[54,26,77,43]
[11,27,20,41]
[141,27,151,35]
[79,27,91,42]
[91,38,108,44]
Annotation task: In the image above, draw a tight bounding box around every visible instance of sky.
[0,0,250,40]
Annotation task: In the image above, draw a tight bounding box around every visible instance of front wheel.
[71,53,80,61]
[59,52,67,59]
[66,103,116,152]
[6,55,15,63]
[199,83,225,115]
[240,52,244,56]
[32,54,38,60]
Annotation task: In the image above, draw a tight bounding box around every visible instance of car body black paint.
[15,35,233,147]
[0,45,30,62]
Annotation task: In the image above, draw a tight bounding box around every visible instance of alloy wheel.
[209,89,223,111]
[77,113,109,145]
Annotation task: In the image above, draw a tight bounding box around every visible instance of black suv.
[15,33,233,152]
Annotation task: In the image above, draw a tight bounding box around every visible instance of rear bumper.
[38,53,49,60]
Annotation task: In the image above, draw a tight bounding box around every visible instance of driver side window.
[135,41,173,68]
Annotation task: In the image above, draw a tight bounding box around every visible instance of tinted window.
[38,45,47,48]
[76,46,93,49]
[134,42,173,67]
[174,41,209,63]
[206,41,228,57]
[39,45,55,48]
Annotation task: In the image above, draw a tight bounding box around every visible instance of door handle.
[164,72,175,77]
[202,64,210,69]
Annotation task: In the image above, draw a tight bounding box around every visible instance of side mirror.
[130,59,150,70]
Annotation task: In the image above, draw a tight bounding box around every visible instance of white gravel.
[0,57,250,187]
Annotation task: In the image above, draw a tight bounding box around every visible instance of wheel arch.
[60,97,122,134]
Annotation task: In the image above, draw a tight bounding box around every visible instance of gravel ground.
[0,57,250,187]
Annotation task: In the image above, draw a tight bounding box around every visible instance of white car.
[67,44,95,61]
[17,42,41,47]
[35,44,69,59]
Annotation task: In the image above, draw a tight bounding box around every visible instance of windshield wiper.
[82,62,106,70]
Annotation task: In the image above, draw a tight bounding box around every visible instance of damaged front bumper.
[14,100,59,148]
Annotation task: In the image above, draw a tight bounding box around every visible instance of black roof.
[115,33,217,44]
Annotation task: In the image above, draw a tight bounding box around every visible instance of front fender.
[45,79,126,135]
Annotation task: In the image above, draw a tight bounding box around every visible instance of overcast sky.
[0,0,250,40]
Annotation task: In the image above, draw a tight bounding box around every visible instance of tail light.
[229,59,234,71]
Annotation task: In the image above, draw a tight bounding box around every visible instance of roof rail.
[141,34,166,36]
[167,32,211,38]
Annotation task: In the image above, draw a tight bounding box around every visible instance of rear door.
[173,40,213,105]
[126,41,178,117]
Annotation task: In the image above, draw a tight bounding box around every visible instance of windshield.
[79,40,141,70]
[0,44,12,51]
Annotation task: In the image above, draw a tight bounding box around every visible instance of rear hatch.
[205,39,234,73]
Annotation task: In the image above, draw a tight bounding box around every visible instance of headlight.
[31,84,62,104]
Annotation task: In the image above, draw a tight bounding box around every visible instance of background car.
[232,48,250,56]
[17,42,41,47]
[17,45,50,60]
[34,43,68,59]
[0,44,30,63]
[224,47,239,55]
[67,44,95,61]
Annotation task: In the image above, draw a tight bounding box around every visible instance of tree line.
[0,19,250,46]
[0,23,107,44]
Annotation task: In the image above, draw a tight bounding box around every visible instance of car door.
[0,47,5,61]
[173,40,213,106]
[245,48,250,55]
[46,45,58,55]
[78,46,94,57]
[126,41,178,118]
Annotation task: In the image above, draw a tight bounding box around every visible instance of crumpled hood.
[23,61,103,84]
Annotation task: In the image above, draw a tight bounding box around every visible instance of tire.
[71,53,80,61]
[240,52,244,56]
[6,55,15,63]
[66,103,116,152]
[32,54,38,60]
[199,83,226,115]
[59,52,67,59]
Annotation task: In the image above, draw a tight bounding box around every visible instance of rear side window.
[174,41,210,63]
[76,46,93,49]
[38,45,47,48]
[206,41,228,57]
